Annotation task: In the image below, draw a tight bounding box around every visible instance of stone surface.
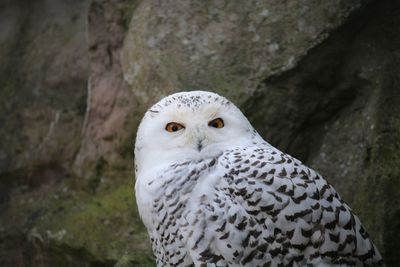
[73,0,141,180]
[0,1,153,266]
[121,0,362,107]
[0,178,154,266]
[0,0,89,182]
[114,253,155,267]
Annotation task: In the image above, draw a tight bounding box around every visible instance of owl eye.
[165,122,185,132]
[208,118,224,128]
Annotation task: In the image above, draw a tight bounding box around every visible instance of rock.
[0,0,89,182]
[0,1,153,266]
[0,179,153,267]
[114,253,155,267]
[121,0,362,107]
[73,0,141,180]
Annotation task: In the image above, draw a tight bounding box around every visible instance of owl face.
[135,91,259,175]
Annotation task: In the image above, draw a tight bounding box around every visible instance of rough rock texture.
[0,0,89,181]
[0,1,154,266]
[73,0,141,181]
[121,0,362,107]
[1,0,399,266]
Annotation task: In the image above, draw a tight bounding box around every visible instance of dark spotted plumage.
[134,91,383,267]
[140,146,383,266]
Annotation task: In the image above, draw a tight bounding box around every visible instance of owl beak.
[197,140,203,152]
[195,127,206,152]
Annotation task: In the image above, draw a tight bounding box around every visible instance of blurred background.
[0,0,399,266]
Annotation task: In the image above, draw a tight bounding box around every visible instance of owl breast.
[136,145,383,266]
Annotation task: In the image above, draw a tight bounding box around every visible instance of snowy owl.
[134,91,383,266]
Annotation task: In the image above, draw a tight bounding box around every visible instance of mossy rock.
[35,184,152,262]
[2,175,154,266]
[114,253,155,267]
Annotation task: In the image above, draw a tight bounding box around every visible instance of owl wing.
[183,146,383,266]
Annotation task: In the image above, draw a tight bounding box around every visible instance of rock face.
[121,0,361,107]
[0,0,89,180]
[1,0,399,266]
[73,0,140,179]
[0,1,153,266]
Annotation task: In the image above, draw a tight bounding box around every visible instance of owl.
[134,91,383,267]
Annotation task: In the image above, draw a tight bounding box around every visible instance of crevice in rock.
[242,0,383,163]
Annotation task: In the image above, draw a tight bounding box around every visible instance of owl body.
[135,91,383,267]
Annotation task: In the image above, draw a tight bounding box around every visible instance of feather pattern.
[140,145,383,266]
[134,91,383,267]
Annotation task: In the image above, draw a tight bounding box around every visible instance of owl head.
[134,91,261,176]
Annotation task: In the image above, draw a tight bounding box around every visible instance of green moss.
[0,78,18,129]
[114,253,155,267]
[0,78,19,172]
[47,240,117,267]
[0,79,16,100]
[32,182,153,265]
[380,117,400,265]
[86,156,108,192]
[353,93,400,265]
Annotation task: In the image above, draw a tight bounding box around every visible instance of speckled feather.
[134,91,383,267]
